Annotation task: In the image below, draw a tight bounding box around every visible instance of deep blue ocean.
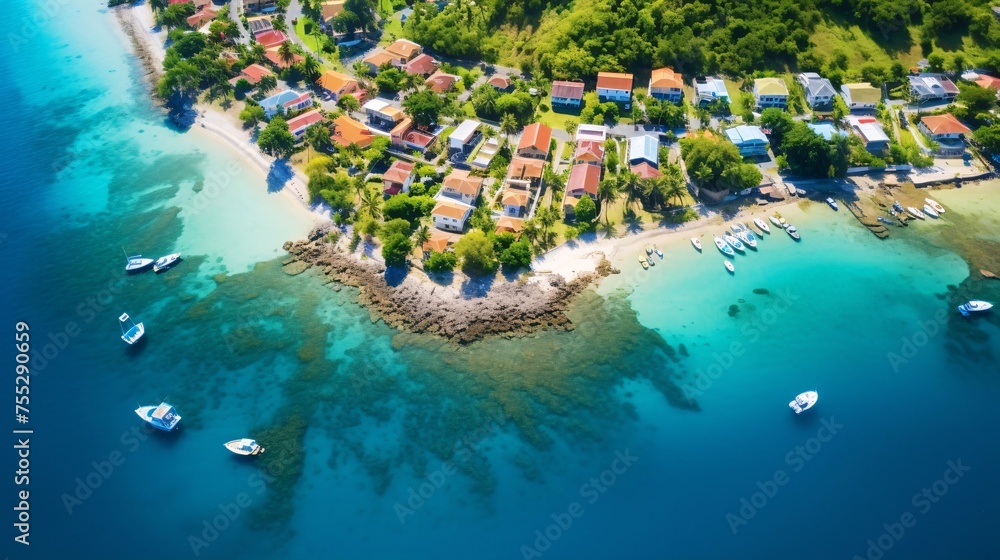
[2,2,1000,559]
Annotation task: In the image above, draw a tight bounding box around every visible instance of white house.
[840,83,881,111]
[448,120,482,155]
[431,201,473,232]
[909,74,959,102]
[753,78,788,110]
[693,76,730,106]
[596,72,633,103]
[628,135,659,167]
[259,89,313,117]
[797,73,836,108]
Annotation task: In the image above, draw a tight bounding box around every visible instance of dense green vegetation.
[405,0,1000,81]
[681,134,762,194]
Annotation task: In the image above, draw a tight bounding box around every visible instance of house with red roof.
[630,162,660,179]
[597,72,633,103]
[919,113,971,156]
[186,5,218,28]
[975,74,1000,93]
[385,39,422,61]
[495,216,524,236]
[565,163,600,200]
[254,30,288,48]
[516,123,552,160]
[425,71,459,93]
[264,47,304,69]
[506,157,544,189]
[439,170,483,205]
[573,141,604,166]
[422,230,453,259]
[487,75,511,91]
[228,63,273,87]
[551,81,585,110]
[286,110,326,140]
[383,160,415,195]
[402,53,440,77]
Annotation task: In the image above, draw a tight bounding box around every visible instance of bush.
[381,233,412,266]
[498,239,533,271]
[424,251,458,273]
[454,230,498,276]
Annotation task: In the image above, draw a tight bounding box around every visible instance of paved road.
[229,0,250,44]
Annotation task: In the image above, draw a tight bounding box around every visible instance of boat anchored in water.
[153,253,182,273]
[786,225,801,240]
[654,246,663,259]
[645,245,654,256]
[691,237,702,252]
[225,439,264,456]
[123,248,153,275]
[925,198,945,214]
[958,300,993,316]
[714,237,735,256]
[789,391,818,414]
[754,218,771,234]
[724,260,734,273]
[907,207,926,220]
[135,402,181,431]
[119,313,145,345]
[769,215,783,228]
[826,197,838,210]
[922,204,939,219]
[737,230,757,249]
[723,234,746,252]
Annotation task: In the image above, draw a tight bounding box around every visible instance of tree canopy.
[257,117,297,158]
[402,90,445,127]
[454,230,499,275]
[681,135,761,194]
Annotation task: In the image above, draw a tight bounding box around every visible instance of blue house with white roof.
[724,125,769,157]
[628,135,659,168]
[259,89,313,118]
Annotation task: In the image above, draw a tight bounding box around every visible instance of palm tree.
[522,217,540,246]
[300,54,321,82]
[663,165,687,207]
[249,43,266,64]
[481,126,497,141]
[620,171,641,213]
[357,187,383,221]
[208,80,233,103]
[597,177,620,224]
[277,42,297,67]
[353,60,371,79]
[305,124,333,160]
[413,225,431,250]
[499,113,519,138]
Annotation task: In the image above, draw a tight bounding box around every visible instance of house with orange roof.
[495,216,524,236]
[425,71,459,93]
[501,189,530,218]
[516,123,552,160]
[630,162,661,179]
[506,157,544,189]
[320,0,345,22]
[918,113,971,156]
[421,230,452,259]
[316,71,358,102]
[229,63,273,87]
[565,163,600,200]
[285,110,326,140]
[330,114,375,149]
[364,98,404,129]
[385,39,423,61]
[439,170,483,205]
[573,141,604,166]
[975,74,1000,93]
[402,53,439,77]
[264,47,304,69]
[487,75,511,91]
[362,50,406,74]
[186,5,218,28]
[649,68,683,103]
[432,201,473,232]
[597,72,633,103]
[383,160,414,195]
[254,30,288,48]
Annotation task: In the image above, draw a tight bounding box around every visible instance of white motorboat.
[907,207,926,220]
[789,391,818,414]
[786,225,801,240]
[731,223,747,234]
[723,234,745,252]
[224,439,264,456]
[123,248,153,274]
[769,215,783,228]
[135,402,181,431]
[826,197,838,210]
[754,218,771,234]
[691,237,702,251]
[925,198,945,214]
[714,237,735,256]
[958,300,994,317]
[119,313,145,345]
[153,253,182,273]
[922,204,939,219]
[737,231,757,249]
[654,246,663,259]
[724,260,734,273]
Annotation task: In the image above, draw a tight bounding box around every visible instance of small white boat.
[754,218,771,234]
[645,245,654,256]
[691,237,702,251]
[789,391,818,414]
[769,215,783,228]
[723,234,745,252]
[639,256,649,270]
[135,402,181,431]
[714,237,734,256]
[826,197,838,210]
[958,300,993,316]
[724,260,734,273]
[119,313,145,345]
[224,439,264,456]
[123,248,153,274]
[922,204,939,219]
[907,207,926,220]
[730,223,747,234]
[153,253,182,273]
[737,231,757,249]
[647,255,656,266]
[654,246,663,259]
[786,225,801,240]
[925,198,945,214]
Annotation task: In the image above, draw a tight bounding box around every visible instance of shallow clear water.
[2,2,998,560]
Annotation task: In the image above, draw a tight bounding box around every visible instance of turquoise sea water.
[2,2,999,559]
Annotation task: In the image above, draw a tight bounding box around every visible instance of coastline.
[113,3,317,215]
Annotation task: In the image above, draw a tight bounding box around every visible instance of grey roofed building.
[797,72,837,108]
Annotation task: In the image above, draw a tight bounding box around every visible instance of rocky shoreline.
[283,226,611,344]
[113,5,164,86]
